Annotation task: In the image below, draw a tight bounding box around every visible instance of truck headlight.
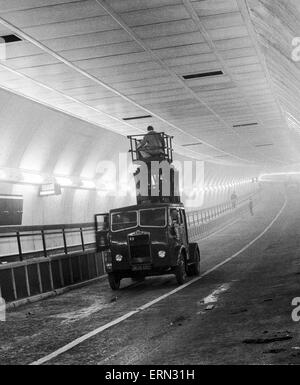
[158,250,166,258]
[115,254,123,262]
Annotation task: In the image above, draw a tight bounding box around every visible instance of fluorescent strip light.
[40,190,56,196]
[56,177,73,186]
[81,180,96,189]
[259,171,300,180]
[22,173,43,184]
[0,194,22,199]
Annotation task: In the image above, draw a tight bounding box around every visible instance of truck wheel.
[187,248,200,276]
[175,254,187,285]
[108,273,121,290]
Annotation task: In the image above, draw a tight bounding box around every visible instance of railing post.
[16,231,23,261]
[41,230,47,258]
[62,229,68,255]
[80,228,85,252]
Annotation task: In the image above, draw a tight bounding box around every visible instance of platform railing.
[127,133,173,163]
[0,222,95,263]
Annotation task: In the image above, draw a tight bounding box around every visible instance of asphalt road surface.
[1,186,300,365]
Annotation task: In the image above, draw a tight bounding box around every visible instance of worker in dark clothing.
[170,208,180,240]
[137,126,165,161]
[249,197,254,216]
[231,191,238,209]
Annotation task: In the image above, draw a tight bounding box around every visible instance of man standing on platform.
[137,126,165,161]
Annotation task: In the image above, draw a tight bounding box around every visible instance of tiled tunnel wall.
[0,162,258,227]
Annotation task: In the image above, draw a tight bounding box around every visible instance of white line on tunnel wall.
[30,195,287,366]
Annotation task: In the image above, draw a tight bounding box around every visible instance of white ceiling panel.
[0,0,298,167]
[1,1,107,27]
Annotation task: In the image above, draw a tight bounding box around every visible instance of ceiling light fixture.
[39,183,61,197]
[55,176,73,186]
[0,170,6,180]
[81,180,96,189]
[22,173,43,184]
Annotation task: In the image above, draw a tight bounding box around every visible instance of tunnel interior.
[0,0,300,367]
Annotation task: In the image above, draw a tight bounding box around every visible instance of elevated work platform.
[127,132,180,205]
[127,133,173,164]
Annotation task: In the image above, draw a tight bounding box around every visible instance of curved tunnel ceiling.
[0,0,299,169]
[0,87,130,178]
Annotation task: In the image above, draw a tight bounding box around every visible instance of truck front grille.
[128,233,151,264]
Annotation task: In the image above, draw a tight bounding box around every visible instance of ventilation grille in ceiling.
[183,70,224,80]
[0,34,22,43]
[233,123,258,128]
[255,143,274,148]
[123,115,152,121]
[214,155,229,158]
[182,142,203,147]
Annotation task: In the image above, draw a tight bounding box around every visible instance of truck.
[95,133,200,290]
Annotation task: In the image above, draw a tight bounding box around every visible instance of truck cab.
[95,203,200,290]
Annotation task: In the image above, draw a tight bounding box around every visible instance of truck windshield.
[111,211,137,232]
[140,208,166,227]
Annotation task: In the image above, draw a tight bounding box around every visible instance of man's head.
[170,209,179,222]
[147,126,154,132]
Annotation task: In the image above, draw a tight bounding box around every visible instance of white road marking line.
[203,283,231,304]
[30,197,287,366]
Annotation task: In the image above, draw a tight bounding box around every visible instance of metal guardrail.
[0,192,258,263]
[186,194,252,225]
[0,222,95,263]
[186,192,259,240]
[186,201,232,226]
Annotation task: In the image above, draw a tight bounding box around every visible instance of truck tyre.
[108,273,121,290]
[175,254,187,285]
[187,248,200,276]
